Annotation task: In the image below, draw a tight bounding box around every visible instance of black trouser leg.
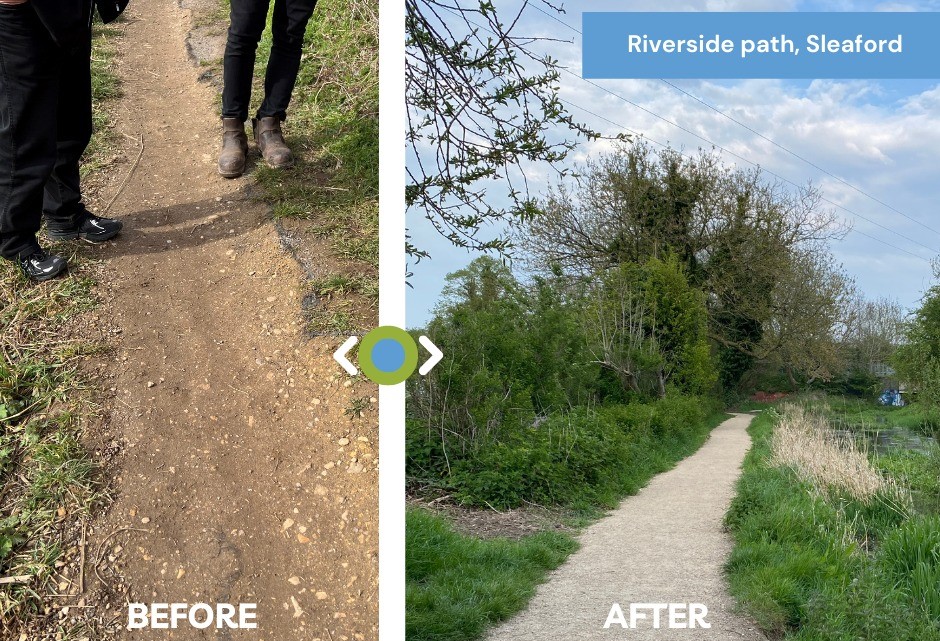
[0,6,59,261]
[43,31,93,227]
[257,0,317,121]
[222,0,271,122]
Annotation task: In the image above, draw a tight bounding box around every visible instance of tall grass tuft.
[771,404,907,506]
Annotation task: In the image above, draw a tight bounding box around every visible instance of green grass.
[725,406,940,641]
[406,508,577,641]
[875,449,940,513]
[0,23,119,628]
[241,0,378,332]
[0,257,106,623]
[310,273,379,299]
[83,22,123,177]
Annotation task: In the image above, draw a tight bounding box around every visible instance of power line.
[563,99,932,265]
[567,68,939,255]
[528,2,940,240]
[658,79,940,239]
[434,4,938,259]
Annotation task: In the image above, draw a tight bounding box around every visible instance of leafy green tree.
[894,270,940,409]
[527,142,845,392]
[407,257,597,477]
[764,249,855,388]
[584,256,715,398]
[642,256,716,396]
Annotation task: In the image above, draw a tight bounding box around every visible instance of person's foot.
[253,116,295,169]
[218,117,249,178]
[46,211,123,244]
[19,249,68,282]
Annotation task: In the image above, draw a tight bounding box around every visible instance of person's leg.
[43,29,123,244]
[222,0,272,122]
[252,0,316,168]
[43,31,91,226]
[219,0,270,177]
[0,6,63,274]
[257,0,317,120]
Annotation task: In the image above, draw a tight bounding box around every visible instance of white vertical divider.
[378,0,406,638]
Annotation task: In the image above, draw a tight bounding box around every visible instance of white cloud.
[407,0,940,324]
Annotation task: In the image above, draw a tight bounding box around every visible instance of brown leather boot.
[218,118,248,178]
[253,116,295,169]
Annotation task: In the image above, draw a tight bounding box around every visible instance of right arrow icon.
[418,336,443,376]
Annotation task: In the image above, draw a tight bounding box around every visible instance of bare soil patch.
[410,498,575,541]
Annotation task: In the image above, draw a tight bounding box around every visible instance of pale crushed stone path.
[488,413,767,641]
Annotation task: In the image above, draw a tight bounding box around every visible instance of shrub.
[441,395,722,509]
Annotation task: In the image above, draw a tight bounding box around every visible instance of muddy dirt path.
[80,2,378,639]
[487,414,764,641]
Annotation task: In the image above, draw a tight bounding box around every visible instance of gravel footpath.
[488,413,767,641]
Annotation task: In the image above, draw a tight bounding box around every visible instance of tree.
[894,265,940,409]
[842,294,905,374]
[407,257,597,465]
[763,249,855,388]
[525,142,846,391]
[583,256,715,398]
[406,0,613,257]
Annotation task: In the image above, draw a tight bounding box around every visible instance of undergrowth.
[406,397,729,640]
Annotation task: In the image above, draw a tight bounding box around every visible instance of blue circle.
[372,338,406,373]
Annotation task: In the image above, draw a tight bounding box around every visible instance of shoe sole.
[218,167,245,179]
[28,263,68,283]
[47,228,122,244]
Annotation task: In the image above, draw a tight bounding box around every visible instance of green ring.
[358,326,419,385]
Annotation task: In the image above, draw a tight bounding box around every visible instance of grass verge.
[725,404,940,641]
[0,21,121,629]
[406,507,577,641]
[245,0,378,333]
[406,401,729,640]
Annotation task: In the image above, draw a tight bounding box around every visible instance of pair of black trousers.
[0,5,93,261]
[221,0,317,123]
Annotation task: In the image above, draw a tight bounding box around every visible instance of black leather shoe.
[19,250,68,282]
[47,212,123,244]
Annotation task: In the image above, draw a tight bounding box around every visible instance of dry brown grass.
[771,403,906,503]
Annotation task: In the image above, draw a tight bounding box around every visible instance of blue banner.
[582,12,940,79]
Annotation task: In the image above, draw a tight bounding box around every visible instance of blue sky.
[407,0,940,328]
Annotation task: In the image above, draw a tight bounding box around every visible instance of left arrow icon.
[334,336,359,375]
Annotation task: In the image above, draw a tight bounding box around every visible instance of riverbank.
[725,400,940,640]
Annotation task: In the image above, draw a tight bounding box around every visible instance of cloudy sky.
[407,0,940,327]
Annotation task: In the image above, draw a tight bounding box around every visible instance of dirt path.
[488,414,765,641]
[78,2,377,639]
